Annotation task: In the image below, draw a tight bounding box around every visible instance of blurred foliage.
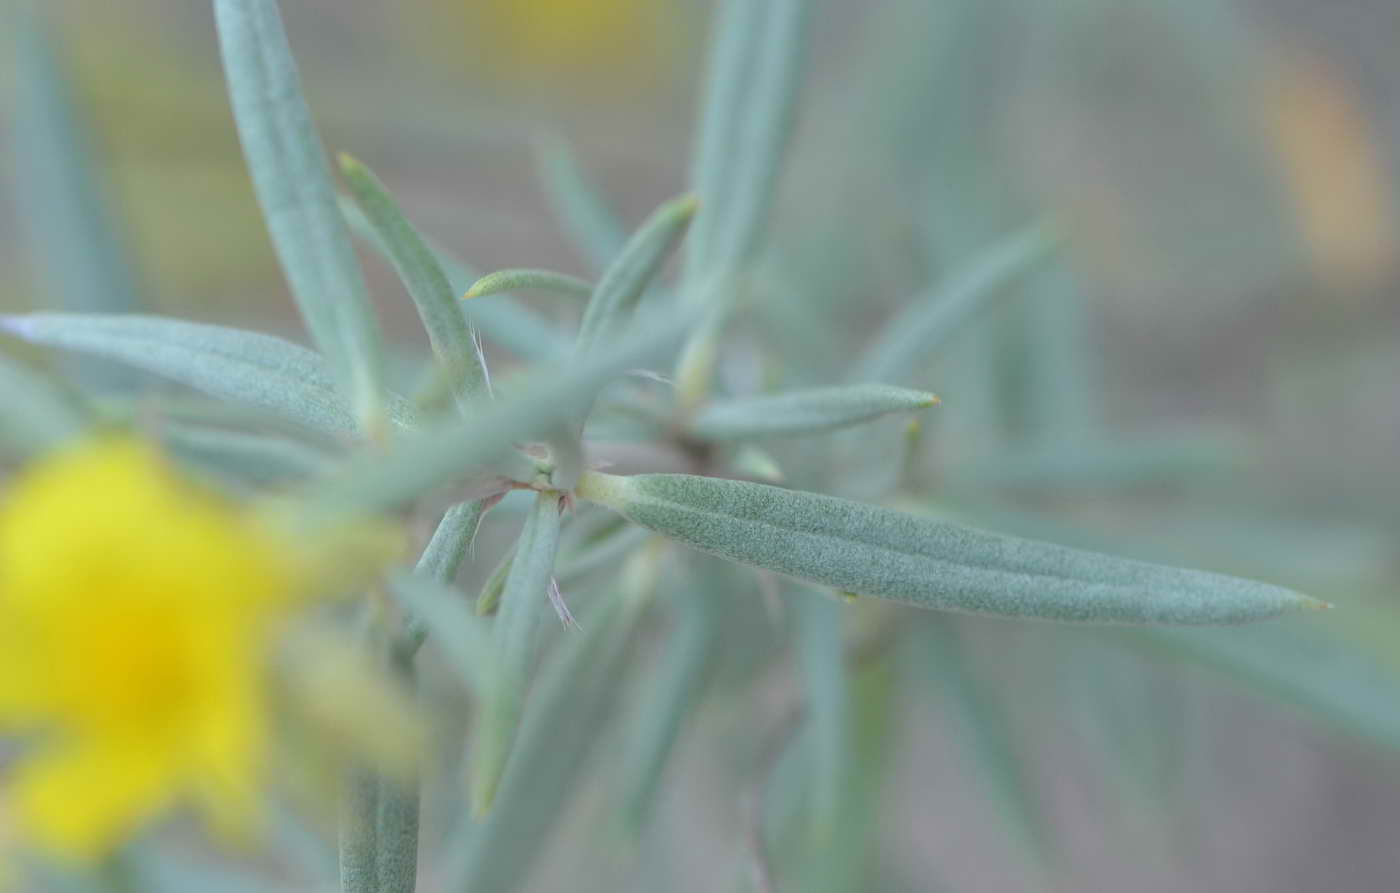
[3,0,1400,891]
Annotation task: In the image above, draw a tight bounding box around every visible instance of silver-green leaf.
[0,313,358,436]
[339,153,488,409]
[472,491,564,815]
[386,570,492,694]
[214,0,385,431]
[853,225,1054,385]
[575,472,1324,625]
[687,384,938,441]
[531,133,627,274]
[576,193,698,356]
[339,196,568,362]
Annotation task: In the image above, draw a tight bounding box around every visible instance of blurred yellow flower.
[0,438,312,858]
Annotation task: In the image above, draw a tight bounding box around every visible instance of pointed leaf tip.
[463,269,593,302]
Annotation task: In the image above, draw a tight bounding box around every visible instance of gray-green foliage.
[687,384,938,441]
[576,471,1319,624]
[339,154,488,411]
[11,5,142,388]
[1,1,1369,892]
[0,313,369,435]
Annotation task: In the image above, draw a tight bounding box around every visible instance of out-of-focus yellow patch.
[1255,44,1398,290]
[416,0,680,96]
[0,437,389,859]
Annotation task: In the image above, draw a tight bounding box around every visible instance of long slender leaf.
[374,757,418,893]
[474,541,516,617]
[339,197,568,361]
[576,194,698,355]
[1129,618,1400,753]
[339,154,488,409]
[12,7,142,324]
[920,617,1052,866]
[688,384,938,441]
[0,313,376,436]
[683,0,767,282]
[387,571,492,695]
[575,472,1323,624]
[214,0,385,430]
[472,491,564,815]
[619,580,717,832]
[795,593,849,844]
[417,500,490,585]
[532,133,628,273]
[376,497,496,892]
[556,523,654,587]
[338,766,380,893]
[0,349,86,454]
[853,226,1054,384]
[713,0,812,275]
[446,576,649,893]
[791,659,896,893]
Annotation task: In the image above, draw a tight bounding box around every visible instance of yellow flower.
[0,437,313,858]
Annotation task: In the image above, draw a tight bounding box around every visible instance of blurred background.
[3,1,1399,890]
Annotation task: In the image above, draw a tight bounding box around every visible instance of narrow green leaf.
[214,0,385,431]
[378,499,496,892]
[338,766,380,893]
[1130,618,1400,753]
[557,522,653,586]
[12,7,142,323]
[417,500,490,585]
[387,571,492,696]
[794,594,848,844]
[464,269,593,302]
[0,313,398,436]
[683,0,767,282]
[576,193,699,355]
[472,491,564,815]
[339,153,487,409]
[391,497,494,662]
[339,196,568,361]
[446,577,649,893]
[575,472,1323,624]
[853,226,1054,384]
[302,308,695,519]
[688,384,939,441]
[532,133,628,273]
[1020,265,1102,442]
[790,658,896,893]
[711,0,812,275]
[0,349,86,455]
[619,582,717,832]
[474,541,516,617]
[374,768,418,893]
[920,617,1053,866]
